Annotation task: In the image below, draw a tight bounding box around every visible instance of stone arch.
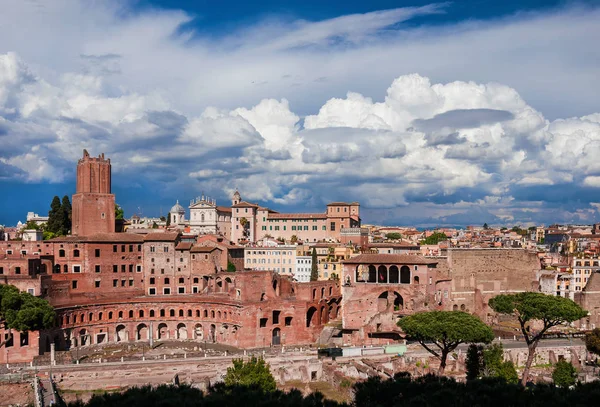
[216,278,223,292]
[378,265,388,283]
[319,306,327,324]
[378,291,389,312]
[116,324,127,342]
[209,324,216,343]
[194,324,204,340]
[453,304,458,311]
[393,292,404,311]
[177,323,188,340]
[400,266,410,284]
[272,327,281,345]
[306,307,318,328]
[389,266,399,284]
[137,323,149,341]
[368,265,377,283]
[157,323,168,340]
[460,304,466,311]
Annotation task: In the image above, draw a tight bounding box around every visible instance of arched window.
[179,309,184,317]
[201,213,205,222]
[59,249,65,257]
[150,310,155,317]
[413,276,420,284]
[187,310,192,317]
[108,311,113,320]
[129,310,134,318]
[196,310,200,317]
[170,309,175,317]
[400,266,410,284]
[389,266,399,283]
[160,309,165,317]
[204,310,208,318]
[211,310,215,318]
[98,312,103,320]
[88,312,93,321]
[139,310,144,318]
[118,311,123,319]
[73,249,80,257]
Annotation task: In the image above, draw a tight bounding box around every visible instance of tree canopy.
[65,375,600,407]
[584,328,600,356]
[0,285,55,347]
[310,248,318,281]
[46,195,71,236]
[420,232,448,245]
[115,204,124,220]
[398,311,493,374]
[489,292,587,385]
[552,360,577,388]
[385,232,402,240]
[223,357,277,393]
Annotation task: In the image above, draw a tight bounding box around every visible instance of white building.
[189,195,232,238]
[169,201,186,227]
[295,256,312,282]
[26,212,49,226]
[244,245,298,275]
[22,229,43,241]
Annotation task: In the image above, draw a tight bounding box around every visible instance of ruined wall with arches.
[340,255,438,345]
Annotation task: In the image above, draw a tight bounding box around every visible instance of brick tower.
[71,149,115,236]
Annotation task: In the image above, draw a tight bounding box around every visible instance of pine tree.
[61,195,72,235]
[47,196,62,234]
[310,248,318,281]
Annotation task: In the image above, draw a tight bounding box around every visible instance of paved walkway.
[39,377,55,406]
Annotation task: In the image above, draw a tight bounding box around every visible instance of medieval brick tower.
[71,149,115,236]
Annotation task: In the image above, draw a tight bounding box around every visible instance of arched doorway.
[116,324,127,342]
[157,323,168,340]
[400,266,410,284]
[378,265,388,283]
[378,291,389,312]
[389,266,399,283]
[368,265,377,283]
[177,323,188,340]
[393,292,404,311]
[272,328,281,345]
[209,324,216,343]
[137,324,149,341]
[194,324,203,340]
[306,307,317,327]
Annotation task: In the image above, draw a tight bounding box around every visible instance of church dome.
[170,200,185,214]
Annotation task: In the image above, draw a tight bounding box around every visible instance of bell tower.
[71,149,116,236]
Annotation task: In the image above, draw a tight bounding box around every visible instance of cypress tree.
[61,195,72,235]
[310,248,318,281]
[47,196,62,234]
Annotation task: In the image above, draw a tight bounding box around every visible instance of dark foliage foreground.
[65,374,600,407]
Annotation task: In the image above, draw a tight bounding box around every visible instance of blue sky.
[1,0,600,228]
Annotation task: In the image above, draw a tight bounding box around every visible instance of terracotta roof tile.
[191,246,222,253]
[144,232,180,242]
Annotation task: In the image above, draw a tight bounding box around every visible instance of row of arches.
[64,321,238,348]
[61,306,240,327]
[311,285,336,300]
[356,265,413,284]
[306,299,341,328]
